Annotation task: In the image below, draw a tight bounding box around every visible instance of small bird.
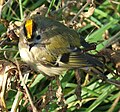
[18,14,104,77]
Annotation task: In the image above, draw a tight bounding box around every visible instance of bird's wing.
[57,51,104,68]
[37,46,104,69]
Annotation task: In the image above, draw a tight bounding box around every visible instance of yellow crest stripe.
[25,19,33,38]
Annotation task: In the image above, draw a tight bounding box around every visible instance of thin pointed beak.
[28,43,36,51]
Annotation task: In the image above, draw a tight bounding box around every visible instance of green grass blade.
[86,85,116,112]
[85,19,119,43]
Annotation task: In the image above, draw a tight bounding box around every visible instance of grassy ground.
[0,0,120,112]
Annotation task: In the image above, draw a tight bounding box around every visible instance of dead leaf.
[101,49,120,75]
[0,60,16,111]
[82,6,95,18]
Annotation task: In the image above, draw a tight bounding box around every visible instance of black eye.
[36,35,41,40]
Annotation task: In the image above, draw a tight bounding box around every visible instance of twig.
[75,69,82,101]
[0,0,12,18]
[0,66,9,112]
[110,0,120,5]
[108,92,120,112]
[0,41,17,46]
[15,60,38,112]
[11,90,23,112]
[69,0,91,24]
[104,31,120,48]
